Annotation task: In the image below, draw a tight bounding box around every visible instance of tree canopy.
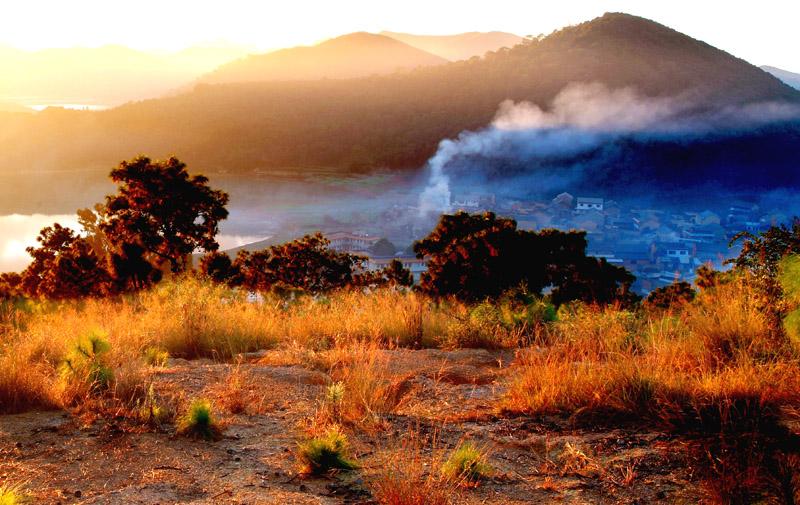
[414,211,636,304]
[101,156,229,273]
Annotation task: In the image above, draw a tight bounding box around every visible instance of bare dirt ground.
[0,349,704,504]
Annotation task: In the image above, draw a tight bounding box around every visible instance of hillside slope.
[1,12,798,213]
[379,31,525,61]
[199,33,447,84]
[763,65,800,90]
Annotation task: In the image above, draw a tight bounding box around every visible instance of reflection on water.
[0,214,268,273]
[0,214,79,273]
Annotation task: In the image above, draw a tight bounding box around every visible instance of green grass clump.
[0,484,27,505]
[297,426,359,475]
[60,329,114,395]
[137,384,171,426]
[143,347,169,367]
[176,398,222,440]
[441,442,492,484]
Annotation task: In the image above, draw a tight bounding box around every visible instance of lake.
[0,214,267,273]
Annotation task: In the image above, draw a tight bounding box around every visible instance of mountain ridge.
[199,32,448,84]
[379,30,525,61]
[1,12,798,214]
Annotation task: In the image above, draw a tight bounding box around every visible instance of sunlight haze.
[1,0,797,70]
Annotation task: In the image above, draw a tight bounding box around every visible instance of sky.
[0,0,797,70]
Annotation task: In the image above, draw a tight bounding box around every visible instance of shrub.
[142,347,169,367]
[297,426,358,475]
[59,330,114,401]
[136,384,171,427]
[176,398,223,440]
[644,281,695,310]
[441,441,492,484]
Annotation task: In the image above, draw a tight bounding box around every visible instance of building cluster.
[316,192,781,295]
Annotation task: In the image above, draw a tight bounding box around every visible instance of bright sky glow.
[0,0,797,70]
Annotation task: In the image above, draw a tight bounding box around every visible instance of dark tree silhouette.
[233,233,364,294]
[109,242,163,292]
[380,258,413,287]
[19,224,111,299]
[100,156,229,273]
[728,220,800,279]
[369,238,397,257]
[550,257,638,307]
[0,272,21,299]
[414,211,636,304]
[644,281,696,310]
[199,251,236,284]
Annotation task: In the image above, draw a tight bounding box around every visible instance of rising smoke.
[418,82,800,214]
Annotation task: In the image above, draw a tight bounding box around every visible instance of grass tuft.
[176,398,223,440]
[297,425,359,475]
[441,441,492,485]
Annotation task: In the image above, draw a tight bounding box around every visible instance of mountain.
[199,33,448,84]
[762,66,800,90]
[1,13,799,214]
[0,44,250,107]
[0,101,31,113]
[380,31,525,61]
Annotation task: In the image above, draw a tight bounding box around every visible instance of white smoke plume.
[417,82,800,215]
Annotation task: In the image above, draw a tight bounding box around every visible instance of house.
[366,256,428,283]
[551,192,574,209]
[326,231,381,252]
[658,242,692,264]
[695,210,721,226]
[576,197,604,212]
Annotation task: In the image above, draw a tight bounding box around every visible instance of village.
[315,191,784,295]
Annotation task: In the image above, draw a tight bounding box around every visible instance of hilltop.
[379,30,525,61]
[200,33,447,84]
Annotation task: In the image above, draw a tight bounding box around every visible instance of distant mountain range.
[0,44,252,107]
[1,13,798,213]
[379,31,525,61]
[763,66,800,90]
[199,32,448,84]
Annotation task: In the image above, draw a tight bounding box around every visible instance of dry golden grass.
[503,279,800,432]
[307,343,416,433]
[369,432,458,505]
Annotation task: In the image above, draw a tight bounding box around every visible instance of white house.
[576,197,604,212]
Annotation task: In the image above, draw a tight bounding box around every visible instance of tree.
[0,272,21,299]
[369,238,397,257]
[728,220,800,279]
[550,257,639,308]
[19,223,112,299]
[199,251,236,284]
[414,211,636,305]
[233,233,365,294]
[380,259,413,287]
[100,156,229,273]
[644,281,696,310]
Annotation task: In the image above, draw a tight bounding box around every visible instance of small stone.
[74,490,82,498]
[299,484,307,492]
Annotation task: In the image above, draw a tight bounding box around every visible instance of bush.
[142,347,169,367]
[176,398,223,440]
[297,426,358,475]
[59,330,114,400]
